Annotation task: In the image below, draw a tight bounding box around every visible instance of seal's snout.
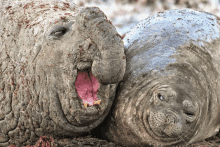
[76,7,126,85]
[164,112,182,137]
[149,111,183,137]
[92,59,125,84]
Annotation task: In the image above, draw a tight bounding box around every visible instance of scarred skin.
[103,9,220,146]
[0,0,125,146]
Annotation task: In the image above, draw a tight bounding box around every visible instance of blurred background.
[72,0,220,36]
[1,0,220,36]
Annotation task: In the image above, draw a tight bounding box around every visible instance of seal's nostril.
[183,111,196,123]
[184,111,194,117]
[182,100,197,119]
[183,107,197,122]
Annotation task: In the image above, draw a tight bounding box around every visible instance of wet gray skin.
[0,1,125,146]
[103,9,220,146]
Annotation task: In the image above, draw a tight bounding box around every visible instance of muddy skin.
[0,1,125,146]
[103,9,220,146]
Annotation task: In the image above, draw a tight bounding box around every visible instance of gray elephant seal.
[103,9,220,146]
[0,0,125,146]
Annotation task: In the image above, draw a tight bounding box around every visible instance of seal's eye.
[49,26,69,39]
[54,30,67,35]
[158,94,165,101]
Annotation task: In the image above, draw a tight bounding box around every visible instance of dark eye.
[54,30,66,35]
[158,94,165,101]
[49,26,68,39]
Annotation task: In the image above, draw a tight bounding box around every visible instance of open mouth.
[75,70,101,107]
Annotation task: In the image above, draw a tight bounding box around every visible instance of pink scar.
[75,71,100,106]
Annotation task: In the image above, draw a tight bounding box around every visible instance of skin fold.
[103,9,220,146]
[0,0,125,146]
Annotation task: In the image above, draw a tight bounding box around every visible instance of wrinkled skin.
[0,1,125,146]
[103,9,220,146]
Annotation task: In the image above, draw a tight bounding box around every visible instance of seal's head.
[143,76,200,144]
[103,9,220,147]
[0,0,125,141]
[116,72,203,146]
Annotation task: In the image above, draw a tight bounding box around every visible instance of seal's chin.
[75,70,101,107]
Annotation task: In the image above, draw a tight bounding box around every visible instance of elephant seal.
[102,9,220,146]
[0,0,125,146]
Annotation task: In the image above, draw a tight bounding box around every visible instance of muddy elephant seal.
[102,9,220,146]
[0,0,125,146]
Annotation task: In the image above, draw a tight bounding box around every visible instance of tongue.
[75,71,100,107]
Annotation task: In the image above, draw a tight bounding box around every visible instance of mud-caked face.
[0,2,125,145]
[36,6,125,131]
[4,2,125,133]
[145,85,199,142]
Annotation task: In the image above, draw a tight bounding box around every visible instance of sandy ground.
[7,134,219,146]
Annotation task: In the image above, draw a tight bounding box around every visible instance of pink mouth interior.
[75,71,100,106]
